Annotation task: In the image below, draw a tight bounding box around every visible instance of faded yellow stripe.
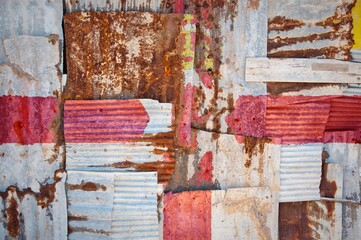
[352,0,361,49]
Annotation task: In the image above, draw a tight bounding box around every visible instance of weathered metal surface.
[67,171,160,239]
[0,144,64,192]
[63,12,194,102]
[189,0,267,135]
[265,96,330,144]
[64,99,175,184]
[0,35,62,97]
[0,96,60,144]
[352,49,361,62]
[325,96,361,131]
[164,187,278,240]
[344,84,361,95]
[0,170,67,239]
[268,0,355,60]
[279,143,323,202]
[246,58,361,83]
[64,0,165,13]
[0,0,63,64]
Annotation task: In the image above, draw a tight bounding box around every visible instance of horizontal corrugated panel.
[0,96,59,144]
[325,96,361,131]
[268,0,355,60]
[64,99,173,143]
[279,143,323,202]
[343,84,361,96]
[265,99,330,144]
[67,171,160,240]
[0,0,63,63]
[0,144,63,192]
[0,171,67,239]
[323,130,361,143]
[0,35,61,97]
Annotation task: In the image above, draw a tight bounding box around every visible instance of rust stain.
[279,202,310,240]
[68,226,111,235]
[48,34,59,45]
[268,46,349,59]
[268,16,305,32]
[247,0,259,10]
[7,195,20,238]
[244,136,271,160]
[67,181,107,192]
[267,82,343,96]
[68,215,88,221]
[320,150,337,198]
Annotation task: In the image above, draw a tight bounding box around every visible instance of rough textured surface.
[268,0,355,60]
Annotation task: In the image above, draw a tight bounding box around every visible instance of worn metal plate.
[0,35,62,97]
[64,99,175,184]
[0,171,67,239]
[268,0,355,60]
[0,0,63,64]
[279,143,323,202]
[164,187,278,240]
[246,58,361,83]
[67,171,160,240]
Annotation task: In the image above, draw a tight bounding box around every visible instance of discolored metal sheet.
[268,0,355,60]
[164,187,278,240]
[0,0,63,64]
[67,171,160,240]
[63,12,195,103]
[64,99,175,184]
[0,170,67,239]
[279,143,323,202]
[0,35,62,97]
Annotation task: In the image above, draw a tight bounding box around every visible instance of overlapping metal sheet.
[164,187,278,240]
[64,99,175,184]
[67,171,160,239]
[268,0,355,60]
[0,171,67,239]
[279,143,323,202]
[0,0,63,63]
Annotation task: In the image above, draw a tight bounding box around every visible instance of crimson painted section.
[164,190,211,240]
[323,131,361,143]
[64,100,149,143]
[326,96,361,132]
[226,96,266,137]
[0,96,58,144]
[177,84,194,147]
[194,151,213,184]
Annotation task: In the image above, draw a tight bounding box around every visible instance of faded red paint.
[200,71,213,89]
[163,190,211,240]
[226,96,266,137]
[193,151,213,184]
[0,96,59,144]
[174,0,185,13]
[177,84,194,147]
[323,131,361,143]
[64,100,149,143]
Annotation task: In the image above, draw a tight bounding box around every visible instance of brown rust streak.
[7,195,20,238]
[268,16,304,32]
[244,136,271,160]
[68,226,111,235]
[279,202,310,240]
[68,215,89,221]
[247,0,259,10]
[67,181,107,192]
[267,46,351,60]
[267,82,344,96]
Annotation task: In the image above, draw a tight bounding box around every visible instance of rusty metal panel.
[64,99,175,184]
[246,57,361,83]
[163,187,278,240]
[0,35,61,97]
[67,171,160,239]
[279,143,323,202]
[268,0,355,60]
[0,0,63,64]
[0,171,67,239]
[344,84,361,96]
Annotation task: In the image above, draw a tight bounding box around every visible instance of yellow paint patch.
[352,0,361,49]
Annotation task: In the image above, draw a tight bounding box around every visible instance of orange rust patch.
[7,196,20,238]
[68,215,88,221]
[247,0,260,10]
[267,82,342,96]
[67,181,107,192]
[244,136,271,159]
[268,16,304,32]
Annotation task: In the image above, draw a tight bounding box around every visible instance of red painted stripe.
[0,96,59,144]
[323,131,361,143]
[64,100,149,143]
[164,190,211,240]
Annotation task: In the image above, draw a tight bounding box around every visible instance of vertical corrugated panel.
[268,0,355,60]
[265,99,330,144]
[112,172,159,239]
[0,0,63,63]
[0,171,67,240]
[67,171,160,240]
[279,143,323,202]
[325,96,361,131]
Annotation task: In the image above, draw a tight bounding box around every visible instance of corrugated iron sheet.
[268,0,355,60]
[67,171,160,239]
[64,99,175,184]
[344,84,361,96]
[279,143,323,202]
[164,187,278,240]
[0,170,67,239]
[0,0,63,64]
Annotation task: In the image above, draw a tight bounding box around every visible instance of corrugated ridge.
[344,84,361,96]
[111,172,159,239]
[279,143,322,202]
[325,96,361,131]
[265,101,330,144]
